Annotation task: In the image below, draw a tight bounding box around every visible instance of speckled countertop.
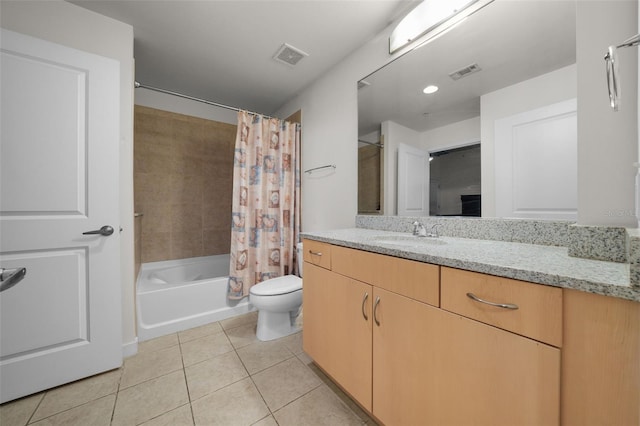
[301,228,639,302]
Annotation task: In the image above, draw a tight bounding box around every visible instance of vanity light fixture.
[423,85,439,94]
[389,0,494,54]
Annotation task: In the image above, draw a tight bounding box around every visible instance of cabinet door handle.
[373,296,381,326]
[466,292,519,310]
[308,250,322,256]
[361,292,369,320]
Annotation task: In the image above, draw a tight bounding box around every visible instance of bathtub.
[136,255,254,341]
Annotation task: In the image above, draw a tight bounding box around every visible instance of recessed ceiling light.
[423,85,439,94]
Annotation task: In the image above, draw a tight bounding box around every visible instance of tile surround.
[134,106,236,263]
[1,312,377,426]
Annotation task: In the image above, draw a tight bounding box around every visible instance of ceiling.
[358,0,577,135]
[69,0,417,115]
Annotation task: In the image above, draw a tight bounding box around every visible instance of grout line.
[176,330,200,426]
[24,392,45,425]
[110,367,124,425]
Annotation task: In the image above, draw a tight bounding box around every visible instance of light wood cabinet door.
[372,287,439,426]
[373,287,560,426]
[562,289,640,426]
[302,262,373,411]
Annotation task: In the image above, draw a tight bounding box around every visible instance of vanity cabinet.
[302,240,562,426]
[302,261,373,411]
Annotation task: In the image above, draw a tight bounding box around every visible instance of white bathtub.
[136,255,254,341]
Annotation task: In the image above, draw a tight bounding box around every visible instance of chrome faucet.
[428,224,440,238]
[412,221,427,237]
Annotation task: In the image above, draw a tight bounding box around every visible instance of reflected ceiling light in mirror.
[389,0,493,54]
[423,85,439,94]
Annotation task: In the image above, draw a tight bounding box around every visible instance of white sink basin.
[371,235,447,246]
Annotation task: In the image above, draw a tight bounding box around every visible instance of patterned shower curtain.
[228,110,301,300]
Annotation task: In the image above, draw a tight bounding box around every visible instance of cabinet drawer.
[441,267,562,347]
[302,239,332,269]
[332,245,439,307]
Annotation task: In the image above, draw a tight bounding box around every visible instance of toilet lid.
[250,275,302,296]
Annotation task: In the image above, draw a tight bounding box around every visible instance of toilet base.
[256,309,301,341]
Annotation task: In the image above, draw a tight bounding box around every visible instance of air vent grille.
[449,63,482,80]
[273,43,309,67]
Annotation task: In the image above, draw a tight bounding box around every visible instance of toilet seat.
[250,275,302,296]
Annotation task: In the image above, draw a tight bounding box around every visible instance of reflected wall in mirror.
[357,0,577,219]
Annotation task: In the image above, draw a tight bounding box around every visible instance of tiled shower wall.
[134,105,237,264]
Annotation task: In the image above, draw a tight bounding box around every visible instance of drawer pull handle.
[308,250,323,256]
[466,293,519,310]
[373,296,381,326]
[362,292,369,320]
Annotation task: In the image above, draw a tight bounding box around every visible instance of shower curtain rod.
[134,81,276,120]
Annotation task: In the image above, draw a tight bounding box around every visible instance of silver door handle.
[466,292,519,310]
[361,292,369,321]
[0,267,27,292]
[373,296,381,326]
[83,225,114,236]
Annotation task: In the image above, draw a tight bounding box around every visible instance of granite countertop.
[301,228,639,302]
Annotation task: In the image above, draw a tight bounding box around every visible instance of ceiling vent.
[358,80,371,90]
[273,43,309,67]
[449,63,482,80]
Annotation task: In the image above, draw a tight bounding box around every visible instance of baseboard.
[122,337,138,358]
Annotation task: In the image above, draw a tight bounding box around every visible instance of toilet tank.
[296,242,303,277]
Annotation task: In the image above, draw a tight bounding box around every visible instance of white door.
[397,143,430,216]
[0,29,121,403]
[494,99,577,219]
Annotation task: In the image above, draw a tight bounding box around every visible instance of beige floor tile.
[252,357,322,411]
[225,323,259,349]
[0,393,43,426]
[251,415,278,426]
[29,394,115,426]
[220,311,258,331]
[178,321,224,343]
[296,351,314,366]
[236,340,294,374]
[120,345,183,389]
[31,368,121,422]
[139,404,194,426]
[191,378,269,426]
[273,385,364,426]
[280,331,303,354]
[185,351,248,401]
[112,370,189,426]
[180,332,234,367]
[317,367,377,426]
[138,333,179,353]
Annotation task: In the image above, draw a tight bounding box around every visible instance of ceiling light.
[389,0,494,54]
[423,85,439,94]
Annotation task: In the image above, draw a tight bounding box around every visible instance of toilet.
[249,242,304,341]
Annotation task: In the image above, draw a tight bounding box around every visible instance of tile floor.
[0,312,377,426]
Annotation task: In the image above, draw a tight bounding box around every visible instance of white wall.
[481,64,577,217]
[577,0,638,226]
[278,3,637,228]
[275,22,415,231]
[135,87,238,124]
[419,116,481,152]
[0,1,137,353]
[381,121,421,215]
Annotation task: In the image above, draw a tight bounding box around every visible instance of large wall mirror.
[358,0,577,219]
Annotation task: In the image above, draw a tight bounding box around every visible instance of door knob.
[0,267,27,292]
[83,225,114,236]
